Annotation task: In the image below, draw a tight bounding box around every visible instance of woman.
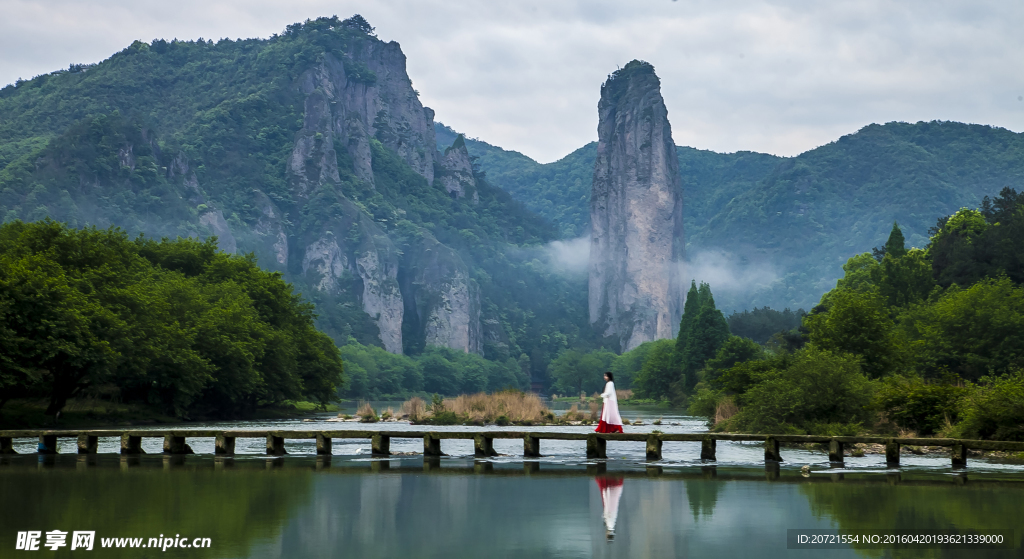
[595,371,623,433]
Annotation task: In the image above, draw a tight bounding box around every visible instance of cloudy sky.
[2,0,1022,162]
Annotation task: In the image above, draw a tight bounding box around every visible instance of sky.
[2,0,1023,163]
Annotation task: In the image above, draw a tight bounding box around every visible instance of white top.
[600,380,622,425]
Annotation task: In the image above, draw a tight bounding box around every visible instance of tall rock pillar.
[589,60,685,351]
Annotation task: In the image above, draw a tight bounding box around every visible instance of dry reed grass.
[401,397,426,422]
[615,389,633,401]
[714,396,739,425]
[562,404,588,422]
[588,401,600,420]
[440,391,548,423]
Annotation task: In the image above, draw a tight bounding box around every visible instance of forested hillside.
[0,16,602,393]
[439,121,1024,312]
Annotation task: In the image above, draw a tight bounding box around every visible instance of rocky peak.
[439,134,478,201]
[589,60,685,351]
[289,32,440,195]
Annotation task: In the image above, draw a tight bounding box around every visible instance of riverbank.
[0,398,340,430]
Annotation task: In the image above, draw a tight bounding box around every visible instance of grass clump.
[357,402,378,423]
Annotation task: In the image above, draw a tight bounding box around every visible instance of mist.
[543,236,591,276]
[681,249,781,313]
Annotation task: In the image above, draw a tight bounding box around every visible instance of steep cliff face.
[589,60,685,351]
[167,152,237,253]
[291,44,438,190]
[400,233,483,355]
[300,195,405,354]
[287,33,485,354]
[439,135,478,201]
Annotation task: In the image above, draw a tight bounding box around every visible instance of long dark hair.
[604,371,614,381]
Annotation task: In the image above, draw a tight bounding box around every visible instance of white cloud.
[544,236,590,276]
[681,250,779,306]
[2,1,1023,162]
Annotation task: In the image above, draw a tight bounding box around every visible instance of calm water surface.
[3,405,1022,558]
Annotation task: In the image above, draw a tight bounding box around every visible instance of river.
[2,404,1022,558]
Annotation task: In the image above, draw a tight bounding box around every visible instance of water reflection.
[2,455,1024,558]
[595,475,624,540]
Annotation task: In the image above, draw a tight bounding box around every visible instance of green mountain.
[438,121,1024,312]
[0,16,597,385]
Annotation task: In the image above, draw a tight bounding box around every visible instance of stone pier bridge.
[3,429,1023,468]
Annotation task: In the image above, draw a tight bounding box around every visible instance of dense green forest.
[683,188,1024,440]
[439,121,1024,313]
[0,220,343,419]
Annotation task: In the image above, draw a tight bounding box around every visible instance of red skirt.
[595,420,623,433]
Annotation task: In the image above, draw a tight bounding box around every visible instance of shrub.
[875,375,967,435]
[725,346,874,434]
[495,415,510,426]
[958,371,1024,440]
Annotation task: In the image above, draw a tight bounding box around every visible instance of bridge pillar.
[764,436,782,462]
[765,462,780,481]
[701,436,717,461]
[316,434,333,455]
[423,434,443,456]
[163,435,193,455]
[586,434,606,459]
[266,435,287,456]
[77,434,98,454]
[474,434,496,458]
[371,434,391,456]
[215,435,235,456]
[645,434,662,461]
[1,436,17,454]
[38,434,58,454]
[951,442,967,468]
[884,439,900,466]
[828,439,844,463]
[523,435,541,457]
[120,434,145,455]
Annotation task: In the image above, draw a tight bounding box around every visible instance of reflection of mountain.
[800,481,1023,558]
[10,459,1024,558]
[0,458,312,558]
[684,477,722,521]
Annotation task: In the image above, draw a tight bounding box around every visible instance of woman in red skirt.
[595,371,623,433]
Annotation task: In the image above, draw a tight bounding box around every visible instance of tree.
[728,346,873,434]
[805,289,902,378]
[630,339,678,399]
[702,336,765,389]
[678,283,730,390]
[872,221,907,261]
[912,277,1024,381]
[548,349,614,396]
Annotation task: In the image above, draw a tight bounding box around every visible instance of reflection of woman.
[596,475,624,540]
[595,372,623,433]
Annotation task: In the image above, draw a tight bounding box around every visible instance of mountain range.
[3,14,1024,382]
